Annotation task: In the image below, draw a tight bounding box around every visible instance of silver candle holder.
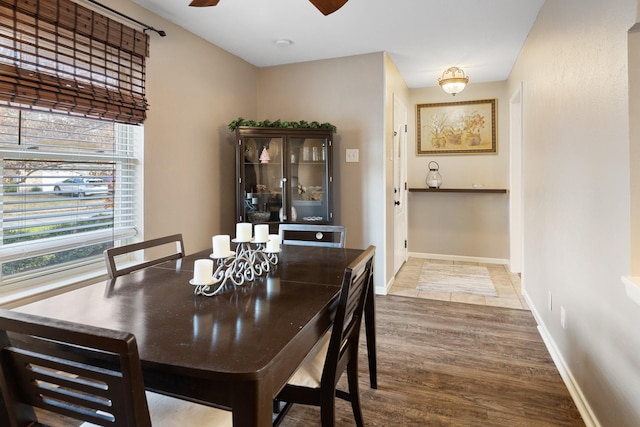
[191,225,280,297]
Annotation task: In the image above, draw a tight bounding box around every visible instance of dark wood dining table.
[12,245,376,427]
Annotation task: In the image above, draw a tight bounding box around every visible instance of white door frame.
[509,83,524,274]
[393,94,408,274]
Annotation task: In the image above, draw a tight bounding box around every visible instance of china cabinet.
[235,127,334,231]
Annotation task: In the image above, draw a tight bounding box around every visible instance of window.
[0,106,141,291]
[0,0,149,296]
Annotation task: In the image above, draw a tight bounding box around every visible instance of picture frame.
[416,98,497,155]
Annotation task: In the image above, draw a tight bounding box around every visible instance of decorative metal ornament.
[192,241,279,297]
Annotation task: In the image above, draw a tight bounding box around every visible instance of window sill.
[621,276,640,306]
[0,269,108,309]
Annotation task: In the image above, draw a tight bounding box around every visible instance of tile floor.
[388,257,529,310]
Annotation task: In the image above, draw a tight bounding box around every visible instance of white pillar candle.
[236,222,252,242]
[254,224,269,243]
[212,235,231,258]
[266,239,278,253]
[268,234,281,249]
[193,259,213,284]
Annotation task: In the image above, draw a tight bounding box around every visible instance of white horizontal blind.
[0,107,139,286]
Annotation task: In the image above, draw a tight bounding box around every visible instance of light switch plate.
[346,149,359,163]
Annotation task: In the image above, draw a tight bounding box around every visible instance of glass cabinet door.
[236,127,333,229]
[240,137,283,224]
[287,137,330,223]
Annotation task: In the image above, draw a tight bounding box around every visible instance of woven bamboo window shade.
[0,0,149,124]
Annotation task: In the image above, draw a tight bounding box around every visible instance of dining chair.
[104,233,185,279]
[0,309,232,427]
[272,245,376,427]
[278,224,346,248]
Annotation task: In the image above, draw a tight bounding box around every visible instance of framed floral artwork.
[416,98,497,155]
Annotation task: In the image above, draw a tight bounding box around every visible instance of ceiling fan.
[188,0,348,16]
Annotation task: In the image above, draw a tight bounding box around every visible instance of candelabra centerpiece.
[190,223,280,296]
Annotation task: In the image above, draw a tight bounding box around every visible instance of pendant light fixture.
[438,66,469,96]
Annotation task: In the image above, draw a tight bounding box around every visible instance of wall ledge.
[621,276,640,306]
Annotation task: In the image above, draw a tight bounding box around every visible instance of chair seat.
[287,329,331,388]
[80,392,232,427]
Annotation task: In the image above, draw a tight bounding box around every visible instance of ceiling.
[131,0,544,89]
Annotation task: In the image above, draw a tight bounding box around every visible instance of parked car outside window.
[53,177,109,197]
[102,176,115,194]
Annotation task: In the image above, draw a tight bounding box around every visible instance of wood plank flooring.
[35,295,584,426]
[281,295,584,427]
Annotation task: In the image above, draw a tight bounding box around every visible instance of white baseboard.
[522,289,600,427]
[408,252,509,265]
[377,278,391,295]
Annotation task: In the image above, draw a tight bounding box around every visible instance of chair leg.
[320,395,336,427]
[347,359,364,427]
[273,401,294,427]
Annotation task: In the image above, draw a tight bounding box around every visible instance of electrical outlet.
[548,291,552,311]
[560,306,566,329]
[345,149,359,163]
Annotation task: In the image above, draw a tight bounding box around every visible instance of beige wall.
[111,0,258,252]
[406,82,510,260]
[257,53,387,291]
[509,0,640,425]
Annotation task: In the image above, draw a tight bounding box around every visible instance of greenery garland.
[228,117,336,133]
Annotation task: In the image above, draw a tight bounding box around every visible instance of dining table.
[11,245,377,427]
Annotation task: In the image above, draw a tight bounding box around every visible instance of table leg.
[232,381,273,426]
[0,389,11,425]
[364,273,377,389]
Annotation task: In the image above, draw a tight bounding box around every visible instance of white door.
[393,95,408,274]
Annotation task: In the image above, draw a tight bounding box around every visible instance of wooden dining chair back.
[104,233,185,279]
[0,309,233,427]
[278,224,346,248]
[273,245,376,427]
[0,309,152,427]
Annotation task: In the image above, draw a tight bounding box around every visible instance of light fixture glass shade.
[438,67,469,96]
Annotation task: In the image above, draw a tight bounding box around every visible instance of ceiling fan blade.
[189,0,220,6]
[309,0,348,16]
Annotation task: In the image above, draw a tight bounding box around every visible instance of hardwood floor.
[281,295,584,427]
[36,295,583,426]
